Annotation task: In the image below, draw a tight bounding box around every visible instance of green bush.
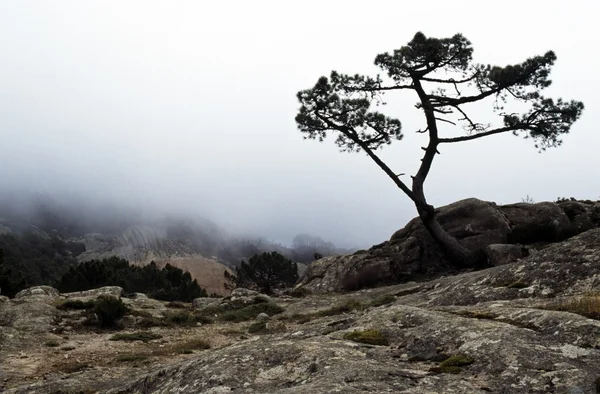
[110,331,162,342]
[164,310,197,326]
[94,296,128,328]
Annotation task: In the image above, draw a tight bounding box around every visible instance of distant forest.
[0,193,355,297]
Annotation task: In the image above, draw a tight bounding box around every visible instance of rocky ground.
[2,228,600,393]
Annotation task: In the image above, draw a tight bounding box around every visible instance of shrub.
[44,340,60,347]
[57,299,95,310]
[343,329,389,346]
[369,295,396,307]
[342,265,382,291]
[110,331,162,342]
[94,296,128,328]
[164,310,197,326]
[286,287,312,298]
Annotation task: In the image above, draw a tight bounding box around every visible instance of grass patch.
[286,287,312,298]
[247,321,268,334]
[546,294,600,320]
[431,354,474,374]
[164,310,197,325]
[44,340,60,347]
[343,329,389,346]
[110,331,163,342]
[57,299,95,310]
[317,300,364,317]
[369,294,396,307]
[57,362,89,374]
[172,338,211,354]
[115,353,148,363]
[506,281,530,289]
[455,310,498,320]
[137,316,170,328]
[220,303,284,322]
[165,301,188,309]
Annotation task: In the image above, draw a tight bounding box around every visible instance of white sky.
[1,1,598,247]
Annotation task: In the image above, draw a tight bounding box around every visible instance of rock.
[14,286,60,301]
[300,198,511,293]
[0,295,9,303]
[299,198,600,293]
[230,288,259,297]
[4,229,600,393]
[62,286,123,300]
[485,244,524,266]
[192,297,221,309]
[501,202,572,243]
[128,293,148,300]
[256,313,270,322]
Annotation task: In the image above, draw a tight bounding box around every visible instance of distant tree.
[56,257,207,301]
[0,248,26,297]
[296,32,584,267]
[235,251,299,294]
[0,232,80,296]
[291,233,336,263]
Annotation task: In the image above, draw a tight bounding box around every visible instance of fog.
[1,1,599,248]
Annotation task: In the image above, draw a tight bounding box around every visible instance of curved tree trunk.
[416,207,484,267]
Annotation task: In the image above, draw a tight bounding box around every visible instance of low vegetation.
[92,296,128,328]
[247,321,268,334]
[110,331,163,342]
[57,299,95,310]
[343,329,389,346]
[546,294,600,320]
[432,354,475,374]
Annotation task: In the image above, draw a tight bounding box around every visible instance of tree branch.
[438,126,524,143]
[435,117,457,126]
[314,113,433,213]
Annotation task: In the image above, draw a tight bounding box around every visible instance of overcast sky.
[1,1,598,247]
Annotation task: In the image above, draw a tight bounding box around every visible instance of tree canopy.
[235,251,299,294]
[55,257,207,302]
[296,32,584,266]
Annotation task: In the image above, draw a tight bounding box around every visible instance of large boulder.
[499,202,571,243]
[14,286,60,302]
[299,198,600,293]
[301,199,511,293]
[61,286,123,302]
